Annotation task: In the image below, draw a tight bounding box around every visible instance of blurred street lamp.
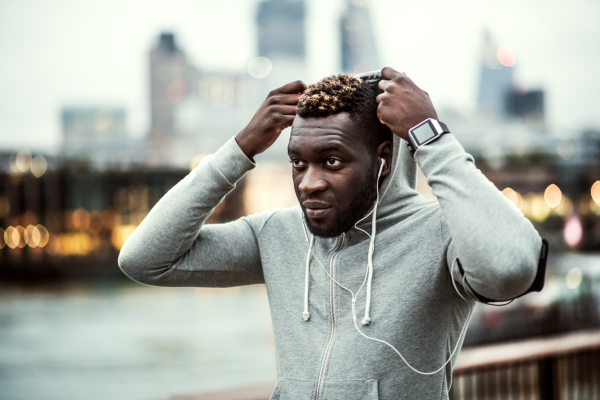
[564,215,583,248]
[592,181,600,204]
[544,184,562,208]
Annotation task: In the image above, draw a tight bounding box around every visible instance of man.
[119,67,545,399]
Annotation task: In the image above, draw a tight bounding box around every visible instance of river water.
[0,283,276,400]
[1,253,599,400]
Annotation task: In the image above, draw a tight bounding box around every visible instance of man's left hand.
[376,67,438,141]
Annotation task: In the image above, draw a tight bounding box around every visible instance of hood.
[353,71,422,229]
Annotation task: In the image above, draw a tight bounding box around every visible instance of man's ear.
[376,140,393,177]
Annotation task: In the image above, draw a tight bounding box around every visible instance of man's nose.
[298,166,327,194]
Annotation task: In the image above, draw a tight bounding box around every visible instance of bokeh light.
[564,215,583,248]
[35,225,49,248]
[544,184,562,208]
[15,226,27,248]
[4,226,28,249]
[0,228,5,249]
[49,232,96,256]
[566,267,583,289]
[4,226,16,249]
[592,181,600,204]
[30,154,48,178]
[522,194,550,222]
[497,46,516,67]
[502,187,523,210]
[247,57,272,79]
[25,225,36,247]
[15,150,32,172]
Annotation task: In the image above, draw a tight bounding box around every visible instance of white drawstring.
[303,235,315,321]
[362,200,378,325]
[303,159,384,324]
[358,159,385,325]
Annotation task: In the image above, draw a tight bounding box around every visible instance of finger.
[280,93,302,105]
[375,92,389,104]
[378,79,392,92]
[281,115,296,127]
[274,105,298,115]
[381,67,403,80]
[376,104,385,124]
[377,109,388,126]
[277,80,307,94]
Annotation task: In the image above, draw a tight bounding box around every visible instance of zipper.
[315,233,346,400]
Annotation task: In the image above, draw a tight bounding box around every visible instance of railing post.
[538,358,557,400]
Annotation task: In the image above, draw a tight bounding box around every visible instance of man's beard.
[303,165,378,238]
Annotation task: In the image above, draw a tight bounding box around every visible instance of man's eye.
[290,159,306,167]
[325,158,341,166]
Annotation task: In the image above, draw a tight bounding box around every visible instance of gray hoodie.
[118,131,542,400]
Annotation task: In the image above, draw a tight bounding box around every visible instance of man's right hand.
[236,80,307,160]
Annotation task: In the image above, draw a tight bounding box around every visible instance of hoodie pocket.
[270,377,316,400]
[320,379,379,400]
[269,377,379,400]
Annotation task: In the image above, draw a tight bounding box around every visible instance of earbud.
[377,159,385,181]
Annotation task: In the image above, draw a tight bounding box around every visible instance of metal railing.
[173,329,600,400]
[451,329,600,400]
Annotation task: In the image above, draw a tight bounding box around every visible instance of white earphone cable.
[308,248,472,375]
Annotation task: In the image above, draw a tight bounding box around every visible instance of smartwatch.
[407,118,451,156]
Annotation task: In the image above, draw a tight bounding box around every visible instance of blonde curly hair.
[296,73,391,150]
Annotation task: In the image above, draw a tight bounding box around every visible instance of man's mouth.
[302,201,332,218]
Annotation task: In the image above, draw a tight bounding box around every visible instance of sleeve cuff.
[208,137,257,184]
[413,133,474,177]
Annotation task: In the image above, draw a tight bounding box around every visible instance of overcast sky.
[1,0,599,153]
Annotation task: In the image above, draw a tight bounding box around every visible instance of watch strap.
[407,119,450,156]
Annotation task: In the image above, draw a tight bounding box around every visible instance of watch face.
[411,121,436,145]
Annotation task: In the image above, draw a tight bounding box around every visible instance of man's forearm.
[118,137,257,284]
[415,134,541,301]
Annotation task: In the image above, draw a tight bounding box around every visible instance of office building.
[61,107,141,168]
[476,31,514,117]
[340,0,379,74]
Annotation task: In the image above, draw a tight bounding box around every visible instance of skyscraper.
[63,107,126,149]
[255,0,307,160]
[340,0,380,74]
[256,0,305,60]
[148,33,190,148]
[256,0,306,90]
[506,90,545,127]
[476,31,514,117]
[61,107,142,168]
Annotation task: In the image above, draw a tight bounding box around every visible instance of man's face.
[288,113,379,238]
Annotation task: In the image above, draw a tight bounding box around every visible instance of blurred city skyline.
[1,0,599,153]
